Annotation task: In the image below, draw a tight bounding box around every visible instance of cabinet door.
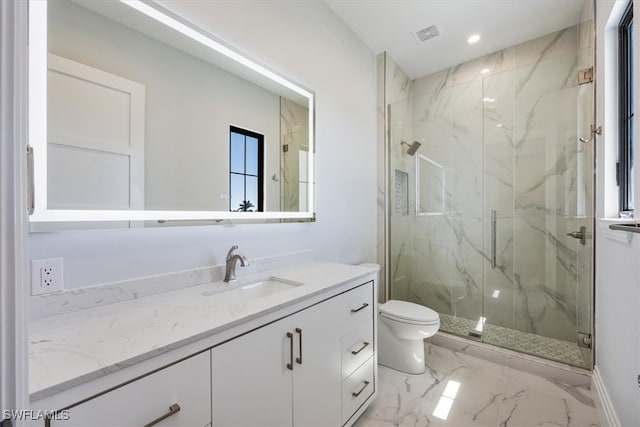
[211,319,293,427]
[291,298,342,427]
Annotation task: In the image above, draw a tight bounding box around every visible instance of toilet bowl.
[378,300,440,374]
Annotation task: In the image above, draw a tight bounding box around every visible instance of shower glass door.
[387,0,594,369]
[481,11,594,367]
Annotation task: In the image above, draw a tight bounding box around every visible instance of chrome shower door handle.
[491,210,497,269]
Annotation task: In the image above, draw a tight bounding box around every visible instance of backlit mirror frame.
[28,0,315,223]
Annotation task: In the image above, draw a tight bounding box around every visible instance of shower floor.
[439,313,589,368]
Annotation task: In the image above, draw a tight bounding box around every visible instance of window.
[229,126,264,212]
[618,1,634,214]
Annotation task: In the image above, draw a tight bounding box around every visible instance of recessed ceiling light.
[467,34,480,44]
[480,68,490,74]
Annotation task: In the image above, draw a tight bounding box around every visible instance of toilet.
[378,300,440,374]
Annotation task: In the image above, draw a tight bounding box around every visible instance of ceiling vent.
[414,25,439,43]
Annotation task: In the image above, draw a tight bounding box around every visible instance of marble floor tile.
[355,344,600,427]
[497,368,598,427]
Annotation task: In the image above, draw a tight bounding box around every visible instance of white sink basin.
[237,278,303,298]
[202,277,303,299]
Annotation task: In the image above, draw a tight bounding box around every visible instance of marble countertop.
[29,261,377,401]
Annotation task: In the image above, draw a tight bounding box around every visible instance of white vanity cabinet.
[29,266,378,427]
[337,284,375,425]
[210,280,375,427]
[43,351,211,427]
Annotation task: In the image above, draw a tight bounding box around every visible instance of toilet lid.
[379,300,439,324]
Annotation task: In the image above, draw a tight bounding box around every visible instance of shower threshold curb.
[430,331,592,387]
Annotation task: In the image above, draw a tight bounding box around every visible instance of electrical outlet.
[31,258,64,295]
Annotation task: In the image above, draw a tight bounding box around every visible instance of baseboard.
[592,365,621,427]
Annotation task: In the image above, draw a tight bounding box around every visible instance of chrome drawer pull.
[350,303,369,313]
[352,380,370,398]
[143,403,181,427]
[351,341,370,355]
[287,332,294,370]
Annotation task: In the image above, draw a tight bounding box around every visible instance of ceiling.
[324,0,586,79]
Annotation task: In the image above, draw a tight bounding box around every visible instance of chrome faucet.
[224,245,249,283]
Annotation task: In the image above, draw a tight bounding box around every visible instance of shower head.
[401,140,422,156]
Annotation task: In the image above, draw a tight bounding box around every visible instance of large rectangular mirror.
[28,0,315,225]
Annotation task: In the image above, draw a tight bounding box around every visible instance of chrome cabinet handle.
[351,341,370,355]
[295,328,302,365]
[286,332,294,370]
[351,303,369,313]
[143,403,181,427]
[352,380,370,398]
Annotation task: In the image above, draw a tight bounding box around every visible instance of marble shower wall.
[387,24,593,345]
[280,98,309,212]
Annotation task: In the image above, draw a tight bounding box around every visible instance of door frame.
[0,0,30,424]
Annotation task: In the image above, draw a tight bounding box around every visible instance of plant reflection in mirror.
[237,200,255,212]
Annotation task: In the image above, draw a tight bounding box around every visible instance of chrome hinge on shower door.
[578,67,593,85]
[577,332,592,349]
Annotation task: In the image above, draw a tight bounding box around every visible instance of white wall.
[594,225,640,426]
[595,1,640,425]
[28,0,377,290]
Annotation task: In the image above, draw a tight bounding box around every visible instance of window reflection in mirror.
[229,126,264,212]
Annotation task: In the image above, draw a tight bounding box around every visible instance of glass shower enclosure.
[386,2,595,368]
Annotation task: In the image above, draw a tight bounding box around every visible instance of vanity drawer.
[48,352,211,427]
[341,320,374,379]
[341,356,374,425]
[335,281,373,327]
